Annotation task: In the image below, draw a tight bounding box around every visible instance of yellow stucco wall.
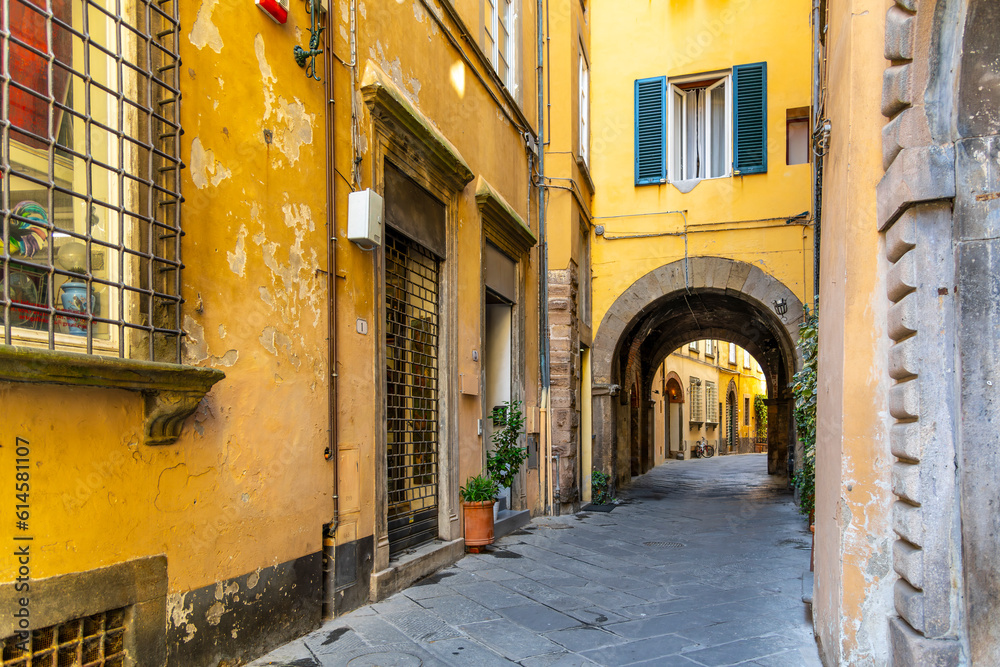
[0,0,544,624]
[812,0,894,664]
[651,342,767,465]
[589,0,814,327]
[0,0,335,598]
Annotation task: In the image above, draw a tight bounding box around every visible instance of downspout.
[537,0,552,515]
[322,0,339,620]
[811,0,825,301]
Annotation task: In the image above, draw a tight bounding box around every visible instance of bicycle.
[691,438,716,458]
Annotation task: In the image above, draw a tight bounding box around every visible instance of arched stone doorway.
[665,374,684,460]
[726,380,738,453]
[591,257,803,489]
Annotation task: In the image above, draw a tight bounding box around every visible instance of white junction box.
[347,189,384,250]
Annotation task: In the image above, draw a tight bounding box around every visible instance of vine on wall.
[791,298,818,518]
[754,394,768,439]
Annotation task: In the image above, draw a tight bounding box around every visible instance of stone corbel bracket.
[0,346,225,446]
[476,176,538,257]
[360,60,474,190]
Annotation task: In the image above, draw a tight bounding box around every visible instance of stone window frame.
[360,60,475,578]
[0,556,168,666]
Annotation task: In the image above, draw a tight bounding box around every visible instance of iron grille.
[1,0,183,361]
[385,230,439,556]
[1,607,128,666]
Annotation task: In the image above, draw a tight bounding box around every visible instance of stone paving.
[252,454,821,667]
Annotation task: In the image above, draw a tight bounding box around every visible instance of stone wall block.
[895,579,926,633]
[877,145,957,230]
[886,209,917,262]
[887,251,918,303]
[706,258,732,289]
[883,64,913,117]
[724,261,753,294]
[890,378,919,420]
[954,136,1000,241]
[894,500,925,547]
[888,295,918,341]
[549,298,570,312]
[889,337,919,380]
[653,262,686,296]
[892,460,922,505]
[894,539,924,589]
[893,0,915,11]
[890,617,962,667]
[739,266,769,303]
[885,6,915,60]
[891,422,922,461]
[882,107,933,171]
[551,392,573,408]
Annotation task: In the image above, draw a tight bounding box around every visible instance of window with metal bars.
[1,607,128,666]
[1,0,183,362]
[385,229,440,556]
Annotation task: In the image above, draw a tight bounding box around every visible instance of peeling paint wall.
[1,0,333,662]
[813,0,895,664]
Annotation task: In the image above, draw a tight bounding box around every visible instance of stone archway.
[591,257,803,489]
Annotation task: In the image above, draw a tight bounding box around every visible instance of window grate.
[385,230,440,557]
[1,0,183,362]
[1,607,128,666]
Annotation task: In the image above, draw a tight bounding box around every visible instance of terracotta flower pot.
[463,500,496,552]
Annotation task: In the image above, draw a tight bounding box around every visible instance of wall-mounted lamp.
[772,298,788,321]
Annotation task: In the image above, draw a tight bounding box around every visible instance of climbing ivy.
[791,298,818,518]
[754,394,768,439]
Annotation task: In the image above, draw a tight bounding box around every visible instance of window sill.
[0,346,224,446]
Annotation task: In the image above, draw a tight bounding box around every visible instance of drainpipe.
[811,0,824,301]
[322,0,339,620]
[536,0,552,515]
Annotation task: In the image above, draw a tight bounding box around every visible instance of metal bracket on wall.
[293,0,324,81]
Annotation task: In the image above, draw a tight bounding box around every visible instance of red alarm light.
[257,0,288,24]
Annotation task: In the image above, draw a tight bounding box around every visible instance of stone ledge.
[877,145,956,230]
[0,346,225,446]
[370,538,464,602]
[889,616,961,667]
[360,60,474,189]
[494,509,531,539]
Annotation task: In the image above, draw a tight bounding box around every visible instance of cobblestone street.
[253,454,820,666]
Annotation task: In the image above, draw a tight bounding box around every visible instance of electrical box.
[256,0,288,24]
[348,189,384,250]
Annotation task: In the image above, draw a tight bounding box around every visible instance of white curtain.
[710,84,727,178]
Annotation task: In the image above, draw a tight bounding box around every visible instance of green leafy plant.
[791,297,818,518]
[460,474,500,502]
[754,394,768,439]
[591,469,612,505]
[486,400,527,491]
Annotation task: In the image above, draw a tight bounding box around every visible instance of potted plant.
[486,400,528,515]
[460,473,499,552]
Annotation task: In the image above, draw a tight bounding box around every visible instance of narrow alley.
[253,455,820,667]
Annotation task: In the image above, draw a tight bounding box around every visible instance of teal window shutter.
[733,62,767,175]
[635,77,666,185]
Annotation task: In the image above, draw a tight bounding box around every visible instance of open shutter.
[733,62,767,175]
[635,77,666,185]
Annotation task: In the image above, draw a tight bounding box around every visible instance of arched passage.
[591,257,803,489]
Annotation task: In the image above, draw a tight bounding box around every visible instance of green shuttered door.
[733,62,767,175]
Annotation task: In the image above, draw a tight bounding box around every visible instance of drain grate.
[644,541,685,548]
